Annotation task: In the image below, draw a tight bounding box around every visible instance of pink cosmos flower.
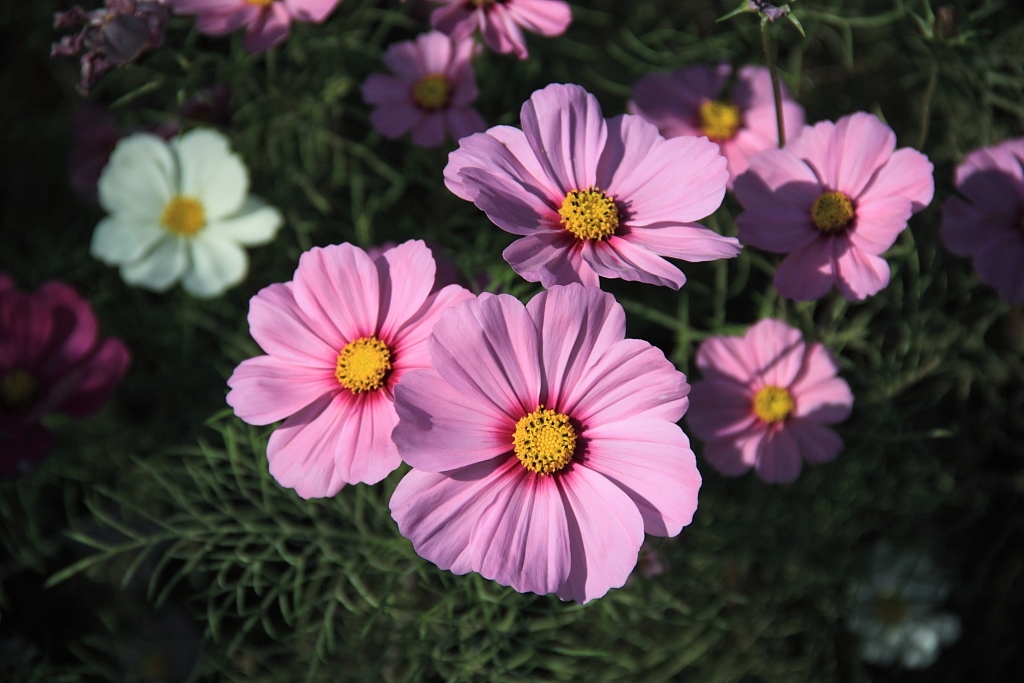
[734,112,934,301]
[226,241,472,498]
[361,31,486,148]
[686,319,853,484]
[628,63,805,189]
[389,284,701,603]
[940,137,1024,302]
[445,83,741,289]
[0,273,130,479]
[169,0,341,53]
[430,0,571,60]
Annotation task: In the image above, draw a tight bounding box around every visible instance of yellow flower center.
[873,590,911,627]
[335,337,392,393]
[698,100,742,142]
[246,0,275,6]
[752,385,795,424]
[160,195,206,237]
[811,191,855,233]
[513,406,577,475]
[558,187,620,241]
[1,370,37,412]
[412,74,453,111]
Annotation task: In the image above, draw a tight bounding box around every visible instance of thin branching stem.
[761,19,786,148]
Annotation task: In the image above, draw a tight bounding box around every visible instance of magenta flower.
[445,83,740,289]
[430,0,572,60]
[0,273,130,479]
[628,63,805,189]
[941,138,1024,302]
[734,112,934,301]
[361,31,486,148]
[686,319,853,484]
[389,284,701,603]
[226,241,472,498]
[169,0,341,53]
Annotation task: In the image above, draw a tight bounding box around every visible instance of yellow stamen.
[811,191,855,233]
[335,337,392,393]
[698,100,742,142]
[873,590,911,627]
[1,370,37,412]
[752,385,795,424]
[160,195,206,237]
[513,406,577,475]
[558,187,620,241]
[412,74,453,111]
[246,0,275,6]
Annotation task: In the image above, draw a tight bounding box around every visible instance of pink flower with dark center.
[361,31,486,148]
[169,0,341,53]
[226,241,473,498]
[628,63,805,189]
[734,112,934,301]
[686,319,853,484]
[940,137,1024,302]
[430,0,571,60]
[0,274,130,479]
[445,83,740,289]
[389,284,701,603]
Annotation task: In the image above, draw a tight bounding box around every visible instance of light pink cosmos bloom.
[1,273,131,479]
[734,112,934,301]
[361,31,486,148]
[628,63,805,189]
[686,319,853,484]
[389,284,701,603]
[226,241,473,498]
[445,83,740,289]
[169,0,340,53]
[941,137,1024,302]
[430,0,571,60]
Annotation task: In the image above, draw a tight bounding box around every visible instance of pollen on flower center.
[752,385,795,424]
[0,370,37,412]
[160,195,206,237]
[873,590,911,627]
[698,100,742,142]
[335,337,392,393]
[513,406,577,475]
[559,187,620,241]
[246,0,275,6]
[811,191,855,233]
[412,74,453,111]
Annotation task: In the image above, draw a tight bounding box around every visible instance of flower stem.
[761,19,786,148]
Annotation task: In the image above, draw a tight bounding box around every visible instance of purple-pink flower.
[389,284,701,603]
[361,31,486,148]
[629,63,805,189]
[1,274,131,479]
[734,112,934,301]
[445,83,741,289]
[226,241,472,498]
[686,319,853,484]
[169,0,341,53]
[940,137,1024,302]
[430,0,571,60]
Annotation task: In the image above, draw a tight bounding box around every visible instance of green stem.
[761,20,786,148]
[916,61,939,149]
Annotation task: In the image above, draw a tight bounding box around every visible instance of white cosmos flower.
[847,544,961,669]
[91,128,283,298]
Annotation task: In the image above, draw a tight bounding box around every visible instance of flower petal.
[176,128,248,221]
[181,233,248,298]
[786,419,844,465]
[581,237,686,289]
[206,197,283,246]
[746,318,806,389]
[98,133,175,220]
[686,377,757,440]
[753,427,802,484]
[247,282,339,367]
[291,244,380,344]
[502,233,597,288]
[90,216,166,266]
[227,355,336,425]
[265,392,348,498]
[833,237,891,301]
[119,236,187,292]
[773,237,836,301]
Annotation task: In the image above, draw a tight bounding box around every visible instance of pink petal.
[227,355,335,425]
[381,38,428,81]
[746,318,806,389]
[619,222,741,263]
[940,195,1016,258]
[247,283,339,367]
[753,427,802,484]
[283,0,340,23]
[481,5,528,58]
[504,0,572,37]
[33,282,99,377]
[847,195,915,255]
[444,106,487,142]
[430,3,478,42]
[470,460,571,595]
[774,237,836,301]
[833,238,891,301]
[375,240,435,342]
[695,335,759,384]
[857,147,934,210]
[686,377,757,440]
[370,102,420,139]
[581,418,700,537]
[701,425,763,477]
[333,390,403,485]
[361,74,410,106]
[628,66,724,139]
[265,393,348,498]
[243,5,292,53]
[581,237,686,289]
[502,233,598,288]
[784,119,836,184]
[972,232,1024,303]
[736,203,820,254]
[0,291,53,372]
[734,147,821,209]
[413,30,455,75]
[387,283,475,376]
[823,112,897,197]
[53,337,130,417]
[554,465,645,603]
[794,376,853,424]
[786,419,844,465]
[410,112,447,148]
[291,244,380,345]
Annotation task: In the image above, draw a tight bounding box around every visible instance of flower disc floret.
[513,406,576,474]
[811,191,855,233]
[699,100,741,142]
[1,370,37,412]
[412,74,453,111]
[335,337,392,393]
[558,188,619,241]
[160,195,206,236]
[752,385,795,424]
[246,0,274,5]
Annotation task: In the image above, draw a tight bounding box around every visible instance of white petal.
[181,233,248,298]
[205,197,283,246]
[91,216,166,265]
[175,128,249,221]
[119,237,188,292]
[98,133,176,220]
